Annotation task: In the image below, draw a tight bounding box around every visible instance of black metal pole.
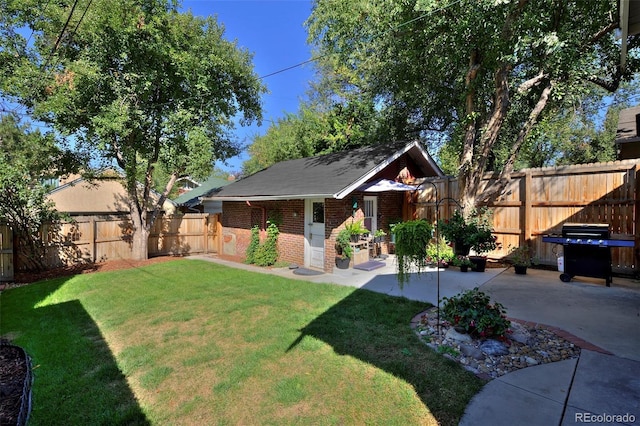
[421,180,464,337]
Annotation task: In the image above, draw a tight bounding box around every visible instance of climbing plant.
[245,225,260,264]
[254,221,280,267]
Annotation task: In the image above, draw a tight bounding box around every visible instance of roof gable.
[173,176,231,207]
[209,141,443,201]
[616,106,640,144]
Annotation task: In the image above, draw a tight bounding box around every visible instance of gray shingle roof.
[172,176,231,207]
[209,141,442,201]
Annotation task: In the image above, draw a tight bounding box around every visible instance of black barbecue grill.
[542,223,634,286]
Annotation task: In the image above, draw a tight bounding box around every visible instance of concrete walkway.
[188,254,640,425]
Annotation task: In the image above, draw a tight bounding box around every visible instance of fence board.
[0,224,13,282]
[416,160,640,274]
[9,213,220,271]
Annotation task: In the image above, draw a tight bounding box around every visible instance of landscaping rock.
[459,344,485,360]
[445,328,472,343]
[507,322,532,345]
[479,339,509,356]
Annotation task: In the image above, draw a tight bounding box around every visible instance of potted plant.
[438,210,472,255]
[373,229,387,243]
[335,229,353,269]
[452,255,474,272]
[426,237,454,268]
[440,208,497,271]
[344,220,369,242]
[508,244,533,274]
[388,218,403,244]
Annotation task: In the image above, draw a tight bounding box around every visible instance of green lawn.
[0,259,483,425]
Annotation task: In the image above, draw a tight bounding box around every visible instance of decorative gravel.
[412,307,581,380]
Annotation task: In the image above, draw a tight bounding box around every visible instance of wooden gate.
[0,224,13,282]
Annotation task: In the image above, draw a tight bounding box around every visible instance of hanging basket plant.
[393,220,433,287]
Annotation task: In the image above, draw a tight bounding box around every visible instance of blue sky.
[183,0,315,172]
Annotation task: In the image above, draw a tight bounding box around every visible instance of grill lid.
[561,223,610,238]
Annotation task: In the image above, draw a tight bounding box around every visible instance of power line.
[43,0,80,69]
[256,1,464,80]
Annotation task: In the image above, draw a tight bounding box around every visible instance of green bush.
[335,228,353,258]
[254,221,279,266]
[245,225,260,264]
[441,288,511,338]
[426,237,454,264]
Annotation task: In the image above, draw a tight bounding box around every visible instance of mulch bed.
[0,343,29,426]
[0,256,177,425]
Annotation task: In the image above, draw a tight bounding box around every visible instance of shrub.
[441,288,511,338]
[254,221,279,266]
[438,208,498,255]
[335,228,353,258]
[426,237,455,264]
[245,225,260,264]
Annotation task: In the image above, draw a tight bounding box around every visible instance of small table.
[350,240,369,266]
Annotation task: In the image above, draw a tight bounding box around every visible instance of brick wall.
[223,192,405,272]
[222,200,305,265]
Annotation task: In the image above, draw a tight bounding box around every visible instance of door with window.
[304,199,325,269]
[363,196,378,234]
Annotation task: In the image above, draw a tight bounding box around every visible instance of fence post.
[443,177,451,220]
[634,165,640,269]
[522,170,532,244]
[89,217,96,262]
[203,214,209,254]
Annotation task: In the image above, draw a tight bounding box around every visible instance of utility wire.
[43,0,80,69]
[258,0,464,80]
[69,0,93,43]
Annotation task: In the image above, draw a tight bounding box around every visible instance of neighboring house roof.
[616,106,640,144]
[172,176,231,208]
[208,141,443,201]
[47,174,176,215]
[621,0,640,68]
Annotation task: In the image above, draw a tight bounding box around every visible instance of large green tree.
[1,0,265,259]
[243,101,382,175]
[0,114,81,271]
[307,0,640,209]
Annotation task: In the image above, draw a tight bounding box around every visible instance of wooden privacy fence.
[13,213,221,272]
[415,160,640,275]
[0,223,13,282]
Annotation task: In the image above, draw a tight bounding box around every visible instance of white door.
[363,196,378,233]
[305,199,325,269]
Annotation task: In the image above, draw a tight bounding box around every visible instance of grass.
[0,259,483,425]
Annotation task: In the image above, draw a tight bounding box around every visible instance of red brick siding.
[222,200,305,265]
[223,193,405,272]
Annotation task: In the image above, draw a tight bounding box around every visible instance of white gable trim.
[332,140,443,200]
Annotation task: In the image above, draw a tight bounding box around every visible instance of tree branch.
[480,81,553,203]
[517,70,546,94]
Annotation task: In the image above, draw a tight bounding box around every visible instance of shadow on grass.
[0,278,149,425]
[287,288,483,426]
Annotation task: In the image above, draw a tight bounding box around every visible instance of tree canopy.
[307,0,640,208]
[1,0,266,259]
[0,114,81,270]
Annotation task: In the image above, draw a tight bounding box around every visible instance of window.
[363,196,377,232]
[312,202,324,224]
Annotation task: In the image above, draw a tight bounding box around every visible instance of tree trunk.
[131,226,150,261]
[458,50,481,211]
[127,185,149,261]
